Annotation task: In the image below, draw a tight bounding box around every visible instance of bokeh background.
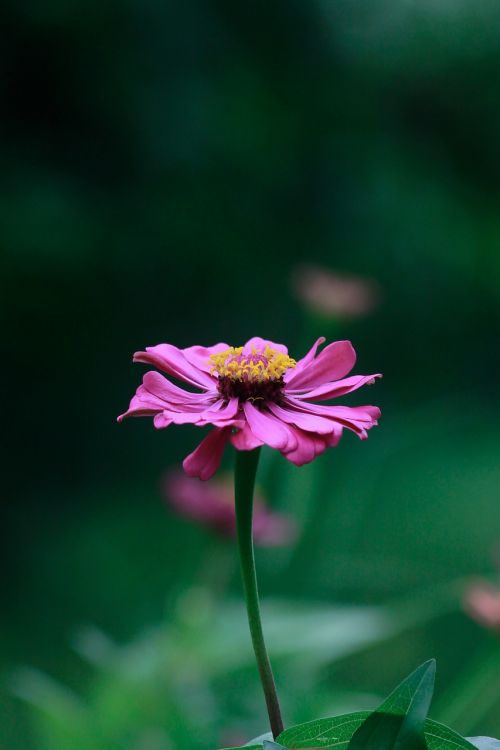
[2,1,500,748]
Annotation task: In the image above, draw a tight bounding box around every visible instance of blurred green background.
[2,1,500,748]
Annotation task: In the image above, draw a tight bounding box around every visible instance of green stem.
[234,448,284,739]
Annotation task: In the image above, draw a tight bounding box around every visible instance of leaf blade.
[275,713,476,750]
[348,660,436,750]
[466,739,500,750]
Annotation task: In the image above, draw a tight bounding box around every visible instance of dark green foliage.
[347,661,435,750]
[2,1,500,748]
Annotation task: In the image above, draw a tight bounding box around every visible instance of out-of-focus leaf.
[7,667,96,750]
[433,642,500,732]
[467,740,500,750]
[347,660,435,750]
[72,601,404,677]
[9,667,87,720]
[184,599,424,673]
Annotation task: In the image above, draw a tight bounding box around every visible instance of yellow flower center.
[209,345,296,383]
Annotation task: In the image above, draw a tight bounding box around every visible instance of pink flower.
[118,336,381,480]
[463,582,500,633]
[292,264,381,319]
[164,471,297,546]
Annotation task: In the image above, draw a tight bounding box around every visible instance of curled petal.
[243,337,288,355]
[182,343,231,373]
[131,373,219,426]
[117,386,166,421]
[267,401,337,435]
[199,397,240,423]
[288,373,382,400]
[134,343,216,390]
[161,410,211,425]
[285,340,356,390]
[326,424,343,447]
[243,402,297,452]
[287,397,380,423]
[143,371,216,405]
[230,424,265,451]
[153,413,172,429]
[285,398,380,439]
[182,428,231,481]
[282,426,329,466]
[284,336,325,383]
[323,404,381,424]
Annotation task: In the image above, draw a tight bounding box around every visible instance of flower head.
[463,582,500,633]
[292,264,381,319]
[164,471,297,546]
[118,336,381,480]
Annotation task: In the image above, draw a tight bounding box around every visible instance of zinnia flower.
[164,471,297,546]
[463,582,500,633]
[118,336,381,480]
[292,264,381,319]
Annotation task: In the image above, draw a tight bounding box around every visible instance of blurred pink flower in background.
[463,582,500,633]
[291,264,381,319]
[118,336,381,480]
[164,471,297,547]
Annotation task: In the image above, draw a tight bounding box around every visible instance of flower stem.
[234,447,284,739]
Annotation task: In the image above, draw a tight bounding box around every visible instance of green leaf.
[218,740,282,750]
[277,712,371,748]
[276,712,476,750]
[218,733,273,750]
[347,659,436,750]
[246,735,274,746]
[425,722,476,750]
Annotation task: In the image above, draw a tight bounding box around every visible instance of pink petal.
[156,400,240,428]
[161,410,209,425]
[243,402,297,452]
[164,472,236,532]
[283,336,325,383]
[143,371,216,405]
[288,373,382,400]
[134,343,217,390]
[117,386,166,421]
[153,413,172,429]
[243,337,288,355]
[316,404,381,423]
[267,401,337,435]
[326,425,343,447]
[182,428,230,480]
[285,340,356,390]
[281,426,328,466]
[136,377,222,427]
[182,343,231,373]
[284,397,364,420]
[209,417,246,429]
[285,398,380,439]
[230,424,265,451]
[252,507,298,547]
[199,397,240,423]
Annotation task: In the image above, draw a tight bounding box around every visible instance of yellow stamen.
[209,345,296,382]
